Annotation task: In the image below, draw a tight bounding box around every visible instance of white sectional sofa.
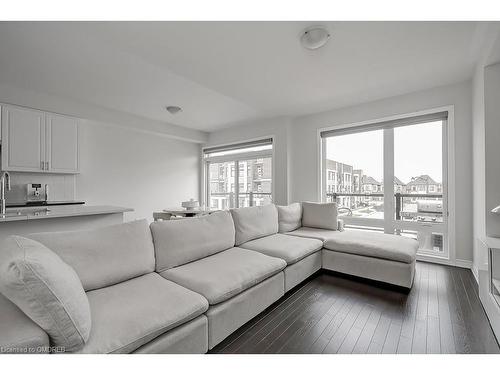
[0,202,418,354]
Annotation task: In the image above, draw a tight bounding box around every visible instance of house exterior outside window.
[204,139,273,209]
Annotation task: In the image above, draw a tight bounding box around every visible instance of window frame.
[202,136,275,209]
[317,106,456,265]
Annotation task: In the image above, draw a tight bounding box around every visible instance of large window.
[321,111,448,258]
[204,139,273,209]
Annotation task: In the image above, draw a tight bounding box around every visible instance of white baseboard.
[455,259,473,269]
[416,254,454,266]
[416,255,476,274]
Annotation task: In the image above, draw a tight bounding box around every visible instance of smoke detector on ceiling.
[166,105,182,115]
[300,26,331,50]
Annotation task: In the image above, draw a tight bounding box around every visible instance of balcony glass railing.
[327,192,443,223]
[208,192,272,209]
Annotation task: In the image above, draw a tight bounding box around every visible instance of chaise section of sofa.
[280,202,418,289]
[151,211,286,349]
[322,230,418,288]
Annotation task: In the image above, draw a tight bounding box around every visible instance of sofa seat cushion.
[323,231,418,264]
[78,273,208,354]
[239,234,323,265]
[161,247,286,305]
[286,226,341,242]
[0,293,49,354]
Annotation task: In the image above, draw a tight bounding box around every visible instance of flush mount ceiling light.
[300,26,331,50]
[166,105,182,115]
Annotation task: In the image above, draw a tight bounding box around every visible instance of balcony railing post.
[395,193,401,221]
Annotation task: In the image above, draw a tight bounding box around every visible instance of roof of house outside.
[381,176,406,185]
[406,174,439,185]
[362,176,381,185]
[394,176,406,185]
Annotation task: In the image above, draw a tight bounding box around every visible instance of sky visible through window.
[326,121,442,184]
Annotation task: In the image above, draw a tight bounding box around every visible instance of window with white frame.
[320,111,449,258]
[204,138,273,209]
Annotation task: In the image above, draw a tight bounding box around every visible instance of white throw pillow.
[301,202,338,230]
[0,236,91,352]
[277,203,302,233]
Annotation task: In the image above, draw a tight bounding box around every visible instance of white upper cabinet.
[1,104,80,174]
[46,113,80,173]
[1,105,46,172]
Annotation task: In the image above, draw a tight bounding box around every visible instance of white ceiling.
[0,22,487,132]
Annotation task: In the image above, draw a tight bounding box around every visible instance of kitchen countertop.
[0,205,134,222]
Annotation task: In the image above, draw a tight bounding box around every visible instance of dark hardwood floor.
[210,262,500,354]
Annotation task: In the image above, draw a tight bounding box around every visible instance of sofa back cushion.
[301,202,338,230]
[0,236,91,352]
[277,203,302,233]
[28,220,155,291]
[151,211,235,272]
[231,204,279,246]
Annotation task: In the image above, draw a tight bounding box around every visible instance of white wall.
[472,64,488,275]
[484,63,500,237]
[77,120,200,222]
[206,117,291,205]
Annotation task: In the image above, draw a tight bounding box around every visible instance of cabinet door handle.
[41,161,44,170]
[45,161,49,170]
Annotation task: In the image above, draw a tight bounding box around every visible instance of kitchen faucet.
[0,171,11,216]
